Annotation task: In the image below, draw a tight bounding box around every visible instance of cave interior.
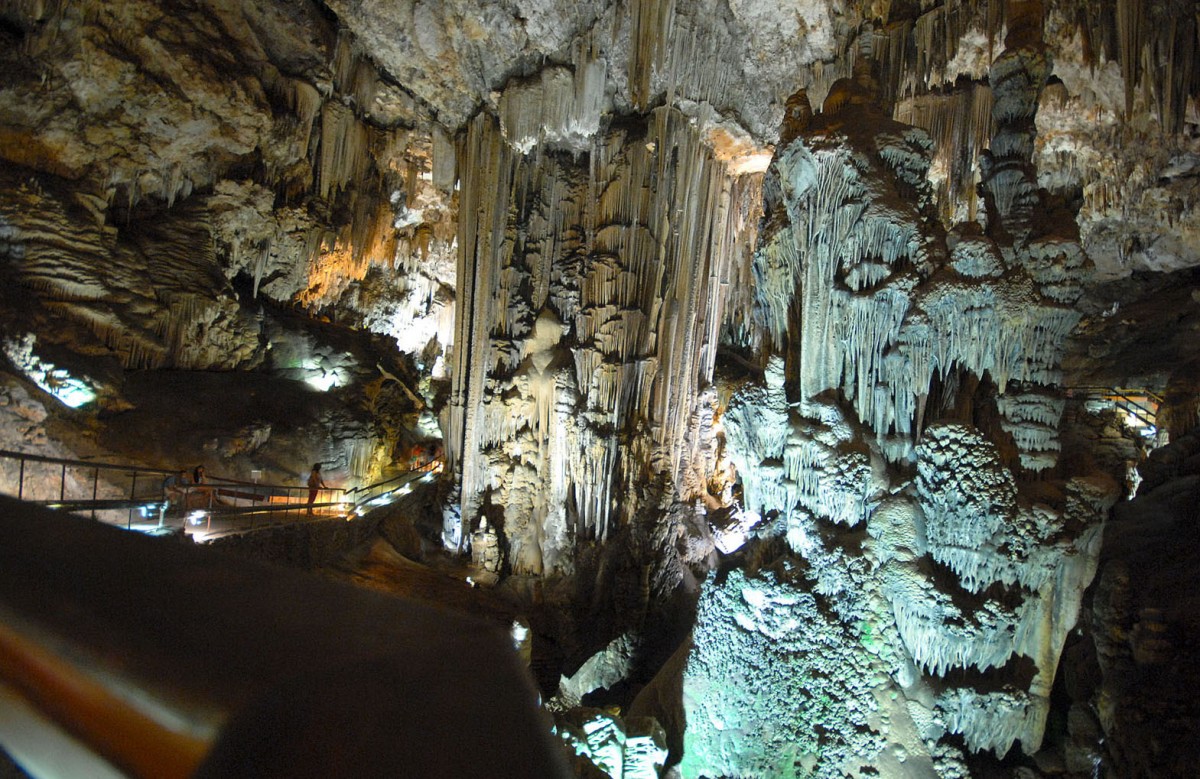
[1,0,1199,777]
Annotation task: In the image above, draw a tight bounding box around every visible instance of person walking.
[306,463,326,515]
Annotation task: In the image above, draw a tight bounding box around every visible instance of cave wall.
[0,0,455,483]
[683,24,1120,778]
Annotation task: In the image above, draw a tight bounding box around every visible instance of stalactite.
[497,61,608,154]
[316,102,372,201]
[1058,0,1200,134]
[875,0,1009,107]
[936,687,1041,756]
[626,0,673,110]
[1116,0,1145,121]
[286,79,323,159]
[895,84,994,224]
[331,30,380,115]
[446,103,760,558]
[722,30,1112,763]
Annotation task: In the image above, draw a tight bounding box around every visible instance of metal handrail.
[0,448,443,536]
[1067,386,1165,406]
[0,450,349,498]
[1065,385,1161,431]
[202,474,348,497]
[0,449,172,527]
[183,500,354,540]
[346,458,442,513]
[345,456,440,496]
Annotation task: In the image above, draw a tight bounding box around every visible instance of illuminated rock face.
[682,566,888,778]
[698,46,1117,776]
[555,708,669,779]
[442,106,762,573]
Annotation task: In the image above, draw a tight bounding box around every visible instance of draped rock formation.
[688,33,1118,776]
[443,105,762,577]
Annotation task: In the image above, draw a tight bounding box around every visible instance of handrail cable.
[0,448,445,536]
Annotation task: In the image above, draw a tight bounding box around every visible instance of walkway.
[1065,386,1163,438]
[0,449,441,540]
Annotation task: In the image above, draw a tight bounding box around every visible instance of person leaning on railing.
[306,463,326,515]
[162,469,188,511]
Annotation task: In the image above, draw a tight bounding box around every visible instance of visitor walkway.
[1064,386,1163,438]
[0,448,441,539]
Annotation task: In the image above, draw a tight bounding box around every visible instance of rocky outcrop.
[0,0,449,487]
[1055,428,1200,777]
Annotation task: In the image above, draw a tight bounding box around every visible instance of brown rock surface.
[1071,429,1200,777]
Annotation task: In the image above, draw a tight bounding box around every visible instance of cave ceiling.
[3,0,1196,289]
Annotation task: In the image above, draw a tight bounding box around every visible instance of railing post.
[91,467,99,521]
[59,462,66,501]
[17,456,24,500]
[128,472,137,529]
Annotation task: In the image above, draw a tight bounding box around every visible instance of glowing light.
[49,380,97,408]
[187,510,208,526]
[510,620,529,647]
[305,371,341,392]
[3,334,98,408]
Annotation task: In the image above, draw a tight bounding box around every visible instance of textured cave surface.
[1,0,1199,777]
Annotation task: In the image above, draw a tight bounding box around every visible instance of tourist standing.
[306,463,326,515]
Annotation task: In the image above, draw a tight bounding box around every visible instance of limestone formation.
[699,37,1118,774]
[556,708,669,779]
[442,104,764,576]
